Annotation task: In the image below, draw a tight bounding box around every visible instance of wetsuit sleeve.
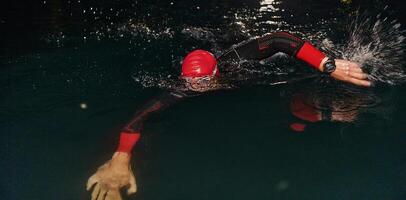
[116,90,188,153]
[217,32,326,70]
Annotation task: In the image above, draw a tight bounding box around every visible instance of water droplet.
[80,103,88,109]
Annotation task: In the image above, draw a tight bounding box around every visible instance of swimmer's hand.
[87,152,137,200]
[320,59,371,87]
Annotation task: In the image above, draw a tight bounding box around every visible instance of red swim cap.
[181,50,219,78]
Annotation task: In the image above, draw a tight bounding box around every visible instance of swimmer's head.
[180,50,220,92]
[181,49,219,78]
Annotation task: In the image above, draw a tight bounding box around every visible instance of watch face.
[324,60,336,74]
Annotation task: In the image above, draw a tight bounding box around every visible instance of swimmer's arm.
[218,32,323,69]
[218,32,371,87]
[291,35,370,86]
[217,32,306,63]
[118,90,189,153]
[87,90,188,199]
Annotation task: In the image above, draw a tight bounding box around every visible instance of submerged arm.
[87,90,188,200]
[118,90,187,152]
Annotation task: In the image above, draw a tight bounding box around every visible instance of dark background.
[1,0,406,200]
[1,0,406,55]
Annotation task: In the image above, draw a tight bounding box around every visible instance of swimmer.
[86,32,371,200]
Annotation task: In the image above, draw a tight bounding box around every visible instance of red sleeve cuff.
[295,42,326,70]
[116,131,141,153]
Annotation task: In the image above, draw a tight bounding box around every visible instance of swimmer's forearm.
[219,32,327,71]
[295,41,327,71]
[115,95,170,154]
[255,31,328,70]
[115,91,187,153]
[116,131,141,153]
[318,57,329,72]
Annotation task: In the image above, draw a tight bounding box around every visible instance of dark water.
[1,0,406,200]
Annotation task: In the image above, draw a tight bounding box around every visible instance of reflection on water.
[227,0,288,37]
[288,77,398,132]
[259,0,281,13]
[290,88,373,123]
[258,0,283,26]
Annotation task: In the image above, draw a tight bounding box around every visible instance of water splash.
[181,27,217,43]
[322,11,406,85]
[131,71,180,90]
[131,71,235,92]
[114,20,175,40]
[51,2,406,88]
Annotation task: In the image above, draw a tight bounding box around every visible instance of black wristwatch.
[322,58,336,74]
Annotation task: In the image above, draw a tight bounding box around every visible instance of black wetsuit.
[123,32,307,133]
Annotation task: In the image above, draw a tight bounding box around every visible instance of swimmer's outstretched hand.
[87,152,137,200]
[320,59,371,87]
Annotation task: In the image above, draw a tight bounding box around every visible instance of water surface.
[1,0,406,199]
